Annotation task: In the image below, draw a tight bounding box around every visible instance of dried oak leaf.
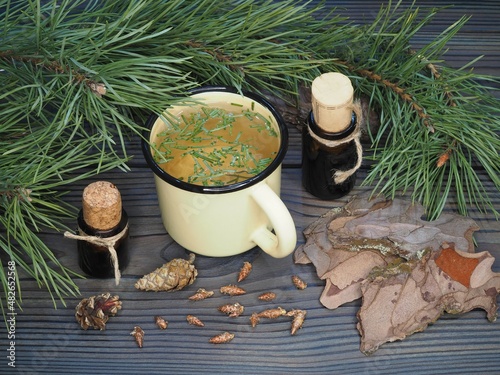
[357,243,500,355]
[294,194,479,309]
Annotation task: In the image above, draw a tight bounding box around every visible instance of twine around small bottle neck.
[307,100,363,184]
[64,225,128,285]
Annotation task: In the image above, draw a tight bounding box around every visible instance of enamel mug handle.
[249,183,297,258]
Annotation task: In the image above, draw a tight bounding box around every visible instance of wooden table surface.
[2,1,500,374]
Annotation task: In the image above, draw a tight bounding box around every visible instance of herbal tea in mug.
[152,102,280,186]
[142,87,296,259]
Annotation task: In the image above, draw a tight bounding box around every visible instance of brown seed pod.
[209,331,235,344]
[220,284,246,296]
[218,302,245,317]
[237,261,252,282]
[188,288,215,301]
[154,316,168,330]
[257,307,287,319]
[130,326,145,348]
[186,314,205,327]
[258,292,276,301]
[249,312,260,328]
[286,309,307,335]
[292,275,307,290]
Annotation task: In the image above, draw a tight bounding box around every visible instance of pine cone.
[75,293,122,330]
[134,253,197,292]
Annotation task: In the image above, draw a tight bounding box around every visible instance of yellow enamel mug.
[142,86,297,258]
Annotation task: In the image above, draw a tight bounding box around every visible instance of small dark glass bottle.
[77,208,130,278]
[301,72,360,200]
[302,111,358,200]
[76,181,129,279]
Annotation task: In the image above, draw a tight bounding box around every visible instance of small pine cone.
[75,293,122,330]
[135,253,197,292]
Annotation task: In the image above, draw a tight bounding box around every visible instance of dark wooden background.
[1,1,499,374]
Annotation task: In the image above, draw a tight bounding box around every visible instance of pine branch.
[0,0,498,314]
[315,1,499,219]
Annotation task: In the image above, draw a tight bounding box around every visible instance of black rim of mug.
[142,86,289,194]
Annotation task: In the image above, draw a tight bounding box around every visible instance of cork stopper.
[82,181,122,230]
[311,72,354,133]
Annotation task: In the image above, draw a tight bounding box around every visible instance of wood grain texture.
[1,1,499,374]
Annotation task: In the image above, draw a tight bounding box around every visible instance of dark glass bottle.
[77,208,130,278]
[302,110,358,200]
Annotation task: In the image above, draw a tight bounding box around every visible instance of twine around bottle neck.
[64,224,128,286]
[307,99,363,184]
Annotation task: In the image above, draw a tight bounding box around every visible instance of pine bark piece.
[135,253,197,292]
[294,194,479,310]
[357,243,500,355]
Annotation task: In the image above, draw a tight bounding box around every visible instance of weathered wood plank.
[1,1,499,374]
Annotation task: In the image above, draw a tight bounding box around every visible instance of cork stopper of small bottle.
[311,72,354,133]
[82,181,122,231]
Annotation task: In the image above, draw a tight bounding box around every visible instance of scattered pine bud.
[188,288,215,301]
[292,275,307,290]
[209,331,235,344]
[237,261,252,282]
[154,316,168,330]
[258,292,276,301]
[186,315,205,327]
[218,302,245,317]
[220,284,246,296]
[257,307,287,319]
[287,309,307,335]
[249,312,260,328]
[130,326,145,348]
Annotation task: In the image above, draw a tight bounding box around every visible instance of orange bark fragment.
[435,246,479,287]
